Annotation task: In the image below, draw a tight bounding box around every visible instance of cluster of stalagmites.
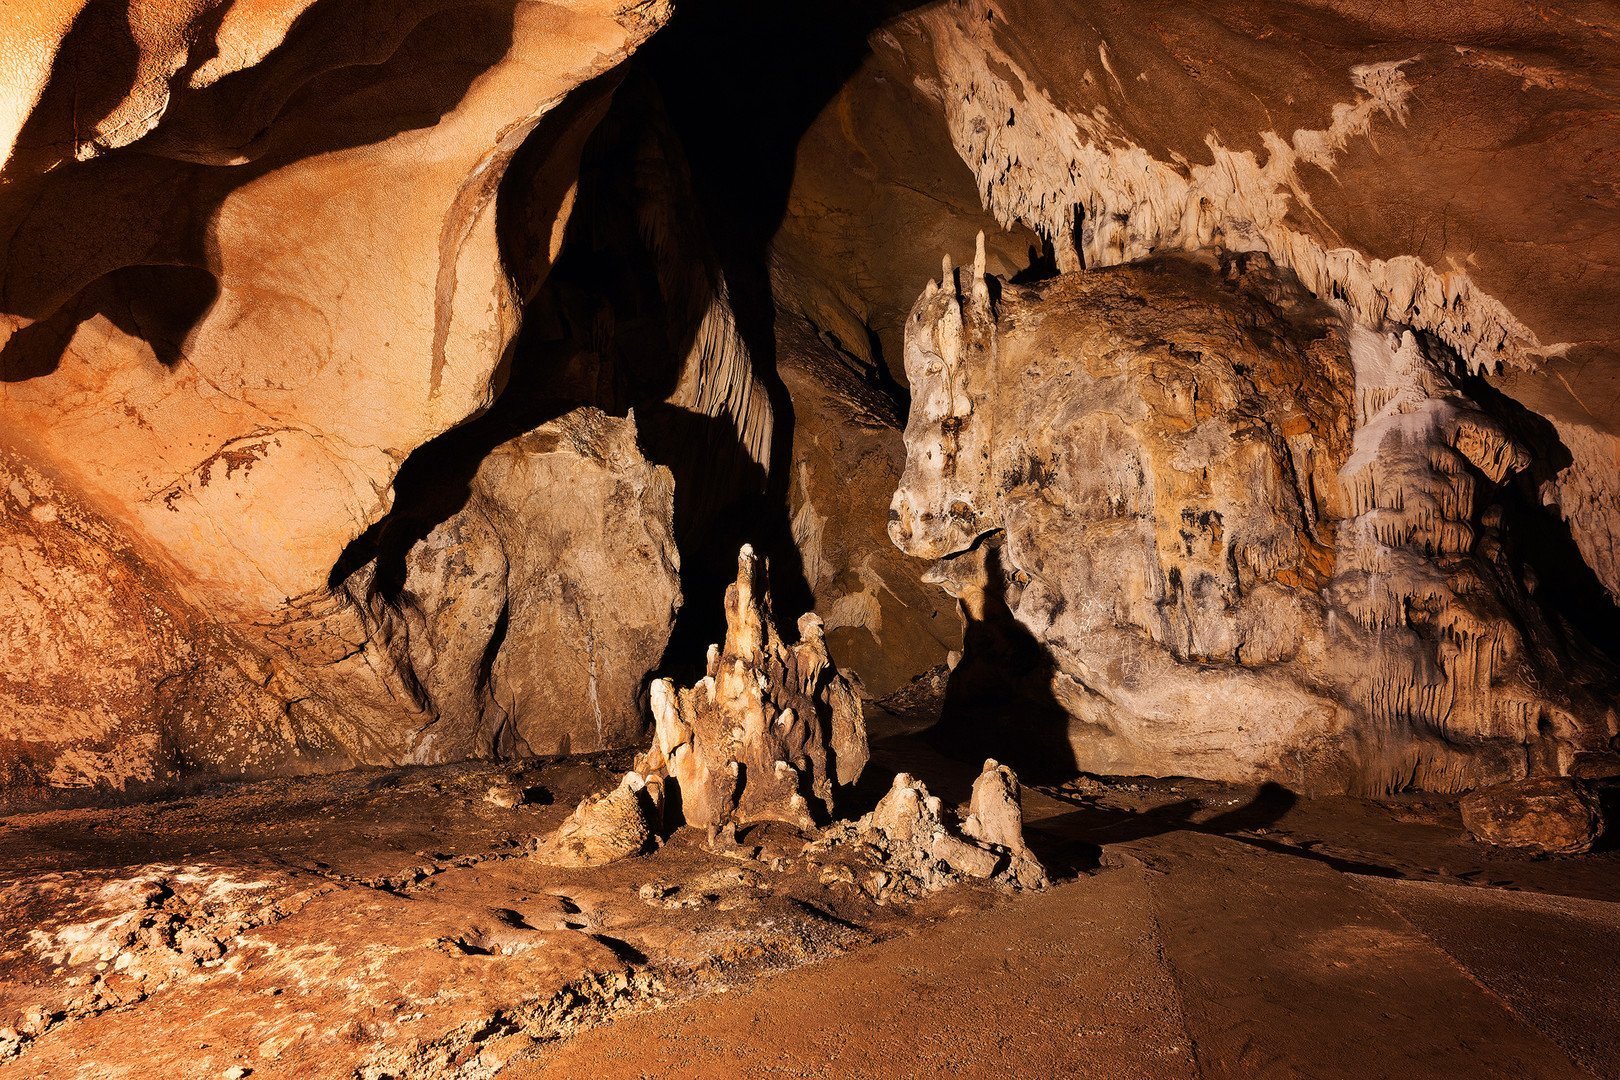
[890,237,1617,794]
[535,547,1044,895]
[805,761,1047,901]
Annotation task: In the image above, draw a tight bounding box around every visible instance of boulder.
[1460,778,1606,855]
[533,773,656,869]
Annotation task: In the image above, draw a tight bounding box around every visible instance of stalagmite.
[636,546,869,832]
[806,760,1047,899]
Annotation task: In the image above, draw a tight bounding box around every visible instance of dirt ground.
[2,716,1617,1078]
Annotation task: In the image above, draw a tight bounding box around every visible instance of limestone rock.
[868,0,1620,628]
[890,246,1615,793]
[339,408,682,761]
[963,760,1048,890]
[636,546,869,832]
[777,316,964,698]
[534,773,655,869]
[1460,778,1606,855]
[809,762,1046,900]
[0,0,674,802]
[485,784,527,810]
[0,447,349,811]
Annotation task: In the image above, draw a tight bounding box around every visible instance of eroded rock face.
[339,409,681,761]
[888,0,1620,607]
[891,246,1617,792]
[0,447,350,809]
[0,1,678,802]
[636,546,869,832]
[1461,778,1606,854]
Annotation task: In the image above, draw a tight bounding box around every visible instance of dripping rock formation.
[891,243,1617,793]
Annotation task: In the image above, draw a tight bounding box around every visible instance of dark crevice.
[1460,370,1620,673]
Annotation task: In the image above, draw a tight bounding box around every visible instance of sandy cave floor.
[2,714,1618,1079]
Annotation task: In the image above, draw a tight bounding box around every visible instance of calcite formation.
[808,759,1047,900]
[778,317,965,698]
[890,241,1616,792]
[890,0,1620,603]
[638,546,869,832]
[534,772,659,868]
[530,547,868,865]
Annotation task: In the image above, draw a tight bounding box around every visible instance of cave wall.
[0,0,680,808]
[3,0,1619,805]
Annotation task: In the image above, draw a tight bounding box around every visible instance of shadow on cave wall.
[1460,369,1620,682]
[629,0,941,672]
[333,0,939,678]
[932,541,1080,781]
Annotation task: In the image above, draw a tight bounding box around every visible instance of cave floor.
[2,724,1617,1079]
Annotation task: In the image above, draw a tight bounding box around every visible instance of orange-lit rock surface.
[0,0,675,806]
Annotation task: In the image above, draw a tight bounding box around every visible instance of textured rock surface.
[807,761,1046,900]
[637,546,868,832]
[534,771,656,868]
[963,759,1047,890]
[0,758,1009,1076]
[891,246,1617,792]
[0,446,348,810]
[0,1,677,802]
[1461,778,1607,855]
[339,409,680,762]
[778,318,962,698]
[885,0,1620,604]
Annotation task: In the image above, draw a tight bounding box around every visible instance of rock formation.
[890,241,1617,792]
[638,546,869,832]
[534,772,660,868]
[336,409,681,761]
[0,0,685,805]
[778,318,964,698]
[807,760,1047,900]
[4,0,1620,817]
[1460,778,1607,855]
[962,760,1048,890]
[529,545,868,866]
[886,0,1620,610]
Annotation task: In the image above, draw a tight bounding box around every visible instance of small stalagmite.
[807,759,1048,899]
[639,545,870,832]
[534,772,661,869]
[963,759,1049,890]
